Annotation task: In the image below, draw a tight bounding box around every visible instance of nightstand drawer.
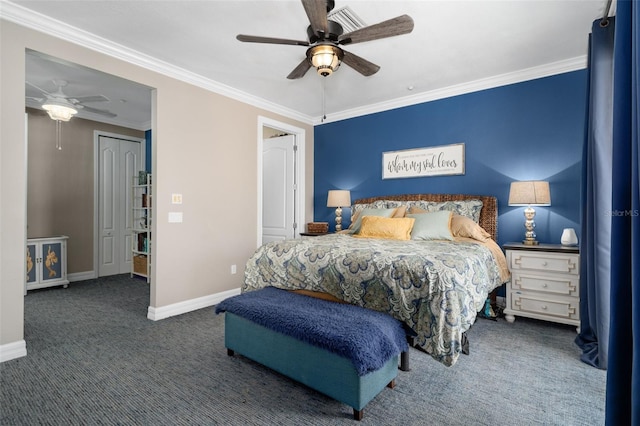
[510,293,580,321]
[510,251,579,275]
[511,271,579,297]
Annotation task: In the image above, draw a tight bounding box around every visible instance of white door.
[98,135,142,276]
[262,135,296,243]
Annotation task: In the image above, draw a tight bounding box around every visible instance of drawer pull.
[541,305,548,310]
[542,283,548,288]
[542,261,548,267]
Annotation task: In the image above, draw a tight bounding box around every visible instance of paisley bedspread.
[243,234,509,366]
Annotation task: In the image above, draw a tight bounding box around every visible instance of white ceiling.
[5,0,611,129]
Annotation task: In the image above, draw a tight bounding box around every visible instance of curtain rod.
[600,0,613,27]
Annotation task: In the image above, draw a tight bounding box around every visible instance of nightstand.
[503,243,580,330]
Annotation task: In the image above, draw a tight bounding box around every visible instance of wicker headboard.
[353,194,498,241]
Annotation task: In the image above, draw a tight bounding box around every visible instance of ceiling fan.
[26,79,117,120]
[236,0,414,79]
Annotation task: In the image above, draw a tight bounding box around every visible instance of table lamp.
[508,181,551,245]
[327,190,351,232]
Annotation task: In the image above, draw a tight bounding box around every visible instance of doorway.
[262,134,296,243]
[257,117,306,247]
[94,132,145,277]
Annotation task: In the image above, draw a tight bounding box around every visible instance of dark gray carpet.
[1,275,605,425]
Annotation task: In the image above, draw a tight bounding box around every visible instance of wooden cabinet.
[503,243,580,329]
[131,173,152,282]
[26,236,69,291]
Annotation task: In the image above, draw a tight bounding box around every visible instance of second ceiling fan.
[236,0,414,79]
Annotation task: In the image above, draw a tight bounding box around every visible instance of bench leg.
[400,351,410,371]
[400,335,414,371]
[227,348,235,356]
[387,379,396,389]
[353,408,363,421]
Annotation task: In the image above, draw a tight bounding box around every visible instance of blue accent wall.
[145,129,152,173]
[314,71,587,246]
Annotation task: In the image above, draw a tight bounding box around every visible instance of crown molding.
[317,56,588,125]
[0,1,315,126]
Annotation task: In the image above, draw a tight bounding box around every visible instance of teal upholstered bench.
[216,288,408,420]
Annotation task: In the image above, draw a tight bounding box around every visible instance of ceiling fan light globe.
[42,103,78,122]
[309,44,342,77]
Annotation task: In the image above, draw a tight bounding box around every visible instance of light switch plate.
[168,212,183,223]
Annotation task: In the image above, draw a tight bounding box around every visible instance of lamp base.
[522,239,539,245]
[335,207,343,232]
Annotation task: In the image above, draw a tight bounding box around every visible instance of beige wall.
[26,108,144,273]
[0,20,314,349]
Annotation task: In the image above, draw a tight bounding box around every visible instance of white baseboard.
[0,340,27,363]
[147,287,241,321]
[68,271,96,282]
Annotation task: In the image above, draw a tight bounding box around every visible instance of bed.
[243,194,510,366]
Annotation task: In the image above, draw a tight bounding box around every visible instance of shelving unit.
[132,172,152,282]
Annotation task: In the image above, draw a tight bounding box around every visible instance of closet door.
[98,136,141,276]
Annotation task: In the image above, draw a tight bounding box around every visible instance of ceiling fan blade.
[301,0,328,36]
[26,81,53,97]
[237,34,309,46]
[339,14,414,45]
[81,106,117,118]
[71,95,109,103]
[287,59,312,80]
[341,50,380,76]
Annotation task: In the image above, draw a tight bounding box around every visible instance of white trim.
[24,113,29,296]
[147,287,241,321]
[67,271,95,282]
[257,116,306,248]
[0,340,27,363]
[319,56,588,124]
[0,1,314,126]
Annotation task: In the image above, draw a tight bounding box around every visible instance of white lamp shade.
[508,181,551,206]
[327,190,351,207]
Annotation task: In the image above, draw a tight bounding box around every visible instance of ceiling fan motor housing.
[306,19,343,44]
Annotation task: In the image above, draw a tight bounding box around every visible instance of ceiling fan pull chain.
[55,120,62,151]
[322,77,326,122]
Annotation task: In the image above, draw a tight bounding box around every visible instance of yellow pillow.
[354,216,415,240]
[450,214,491,241]
[348,206,406,233]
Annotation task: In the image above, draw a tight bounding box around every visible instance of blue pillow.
[407,211,454,240]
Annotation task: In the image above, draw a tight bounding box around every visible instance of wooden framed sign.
[382,143,465,179]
